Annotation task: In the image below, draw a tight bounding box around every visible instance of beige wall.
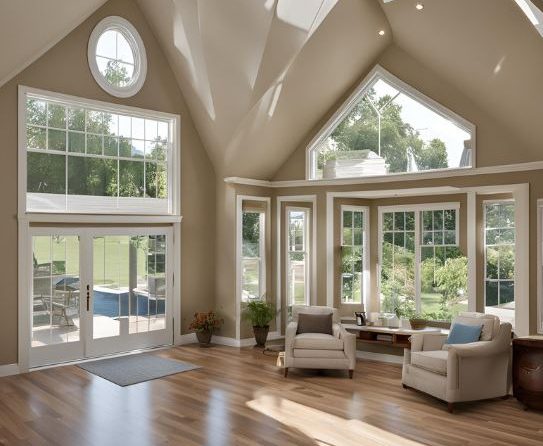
[273,44,524,182]
[0,0,216,365]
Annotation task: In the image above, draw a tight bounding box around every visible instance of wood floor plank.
[0,345,542,446]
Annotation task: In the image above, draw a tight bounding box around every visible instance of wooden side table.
[513,338,543,410]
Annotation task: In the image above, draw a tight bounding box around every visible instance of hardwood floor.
[0,345,542,446]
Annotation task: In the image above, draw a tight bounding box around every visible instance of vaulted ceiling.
[2,0,543,179]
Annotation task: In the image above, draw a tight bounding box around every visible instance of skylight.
[513,0,543,37]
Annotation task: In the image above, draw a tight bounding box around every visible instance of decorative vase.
[196,329,213,346]
[253,325,270,347]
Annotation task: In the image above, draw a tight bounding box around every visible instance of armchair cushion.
[297,312,333,335]
[411,350,448,376]
[293,333,344,350]
[445,323,482,345]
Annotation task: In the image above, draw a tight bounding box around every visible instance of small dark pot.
[253,325,270,347]
[409,318,428,330]
[196,329,213,346]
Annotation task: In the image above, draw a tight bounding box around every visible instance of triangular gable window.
[307,66,475,180]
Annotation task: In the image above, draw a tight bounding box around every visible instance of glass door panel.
[32,235,81,347]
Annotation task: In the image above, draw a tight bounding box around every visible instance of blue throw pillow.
[445,323,482,344]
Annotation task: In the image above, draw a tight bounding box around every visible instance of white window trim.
[235,196,271,340]
[340,205,370,307]
[305,64,477,180]
[286,206,311,307]
[377,202,461,315]
[18,85,181,218]
[88,16,147,98]
[276,196,317,317]
[483,200,516,323]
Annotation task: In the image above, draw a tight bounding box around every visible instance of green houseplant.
[189,311,223,346]
[243,300,276,347]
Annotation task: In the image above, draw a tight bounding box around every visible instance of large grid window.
[241,210,265,301]
[341,207,366,304]
[485,202,515,325]
[23,89,177,214]
[380,206,465,321]
[287,208,310,306]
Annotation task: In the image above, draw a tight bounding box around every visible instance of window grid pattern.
[381,211,415,287]
[241,211,264,301]
[287,210,309,306]
[26,96,170,201]
[485,202,515,309]
[341,209,364,304]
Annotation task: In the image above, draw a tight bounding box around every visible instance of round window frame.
[88,16,147,98]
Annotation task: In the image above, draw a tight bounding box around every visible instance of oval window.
[88,16,147,97]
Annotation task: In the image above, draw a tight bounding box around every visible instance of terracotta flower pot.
[253,325,270,347]
[196,329,213,346]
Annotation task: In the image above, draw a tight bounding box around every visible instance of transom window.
[308,66,475,180]
[484,201,515,326]
[22,88,179,215]
[380,205,465,321]
[88,16,147,98]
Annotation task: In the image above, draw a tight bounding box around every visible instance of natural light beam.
[247,394,425,446]
[513,0,543,37]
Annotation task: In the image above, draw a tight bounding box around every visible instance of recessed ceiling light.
[416,3,424,10]
[378,30,386,36]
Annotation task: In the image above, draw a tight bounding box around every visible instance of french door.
[28,226,173,368]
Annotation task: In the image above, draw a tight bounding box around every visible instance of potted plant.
[189,311,223,347]
[394,300,416,329]
[409,313,429,330]
[243,300,276,347]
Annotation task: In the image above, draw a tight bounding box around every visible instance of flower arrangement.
[189,311,223,333]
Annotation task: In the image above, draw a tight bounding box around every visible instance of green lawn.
[33,235,151,288]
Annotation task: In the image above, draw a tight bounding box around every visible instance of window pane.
[68,107,85,131]
[444,209,456,230]
[87,134,102,155]
[383,213,393,231]
[394,212,405,231]
[433,210,443,230]
[47,104,66,129]
[68,132,85,153]
[119,160,144,197]
[484,202,515,327]
[27,99,46,126]
[27,152,66,194]
[27,126,46,150]
[48,129,66,151]
[68,157,117,196]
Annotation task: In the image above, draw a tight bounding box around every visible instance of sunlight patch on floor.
[247,393,424,446]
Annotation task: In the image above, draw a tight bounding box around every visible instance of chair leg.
[349,370,354,379]
[284,367,288,378]
[447,403,454,414]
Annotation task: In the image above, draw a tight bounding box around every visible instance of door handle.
[86,284,90,311]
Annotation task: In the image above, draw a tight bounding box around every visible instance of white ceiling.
[0,0,108,87]
[2,0,543,179]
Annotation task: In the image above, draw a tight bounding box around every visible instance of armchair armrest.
[445,340,506,358]
[285,321,298,353]
[340,325,357,370]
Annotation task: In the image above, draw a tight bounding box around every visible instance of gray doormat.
[78,354,200,386]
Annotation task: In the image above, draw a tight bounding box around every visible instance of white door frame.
[23,225,175,369]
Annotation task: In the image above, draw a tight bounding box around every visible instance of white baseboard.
[356,351,404,365]
[0,363,20,377]
[175,331,283,348]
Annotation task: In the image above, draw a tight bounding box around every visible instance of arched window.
[307,66,475,180]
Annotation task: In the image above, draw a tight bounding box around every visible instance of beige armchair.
[284,305,356,378]
[402,312,512,412]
